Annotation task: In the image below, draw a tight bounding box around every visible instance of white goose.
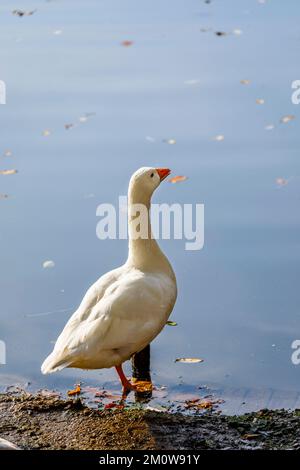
[41,167,177,394]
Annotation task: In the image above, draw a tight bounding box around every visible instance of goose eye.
[150,173,154,178]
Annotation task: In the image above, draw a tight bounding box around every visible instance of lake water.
[0,0,300,411]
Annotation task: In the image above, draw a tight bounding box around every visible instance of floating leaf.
[166,320,178,326]
[64,123,74,130]
[121,40,133,47]
[42,260,55,269]
[104,402,124,409]
[78,112,96,123]
[0,169,17,175]
[12,9,36,17]
[276,177,288,187]
[256,98,265,105]
[240,79,250,85]
[67,384,81,396]
[185,397,224,410]
[169,175,188,184]
[132,380,153,393]
[213,134,225,141]
[197,399,224,409]
[163,138,176,145]
[175,357,204,363]
[280,114,295,124]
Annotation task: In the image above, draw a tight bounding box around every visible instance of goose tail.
[41,352,72,374]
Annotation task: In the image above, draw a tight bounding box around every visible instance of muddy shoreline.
[1,393,300,450]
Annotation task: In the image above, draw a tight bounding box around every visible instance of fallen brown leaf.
[280,115,295,124]
[0,169,18,175]
[67,384,81,396]
[169,176,188,184]
[175,357,204,364]
[121,40,133,47]
[131,380,153,393]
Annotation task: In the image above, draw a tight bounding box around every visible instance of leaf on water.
[197,400,214,409]
[169,175,188,184]
[42,129,51,137]
[276,177,288,187]
[132,380,153,393]
[175,357,204,363]
[104,402,124,410]
[42,260,55,269]
[280,114,295,124]
[240,79,250,85]
[166,320,178,326]
[79,112,96,123]
[0,169,18,175]
[265,124,275,130]
[12,9,37,17]
[163,138,176,145]
[64,123,74,130]
[256,98,265,105]
[213,134,225,141]
[185,397,224,410]
[67,384,81,396]
[121,40,133,47]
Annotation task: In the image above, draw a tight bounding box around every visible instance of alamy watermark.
[0,80,6,104]
[0,340,6,365]
[96,196,204,251]
[291,340,300,365]
[291,80,300,105]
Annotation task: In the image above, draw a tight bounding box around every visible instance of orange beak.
[156,168,171,181]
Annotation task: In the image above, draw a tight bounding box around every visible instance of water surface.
[0,0,300,410]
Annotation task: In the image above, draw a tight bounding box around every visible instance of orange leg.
[115,365,136,396]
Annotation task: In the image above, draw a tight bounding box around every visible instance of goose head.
[128,167,170,204]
